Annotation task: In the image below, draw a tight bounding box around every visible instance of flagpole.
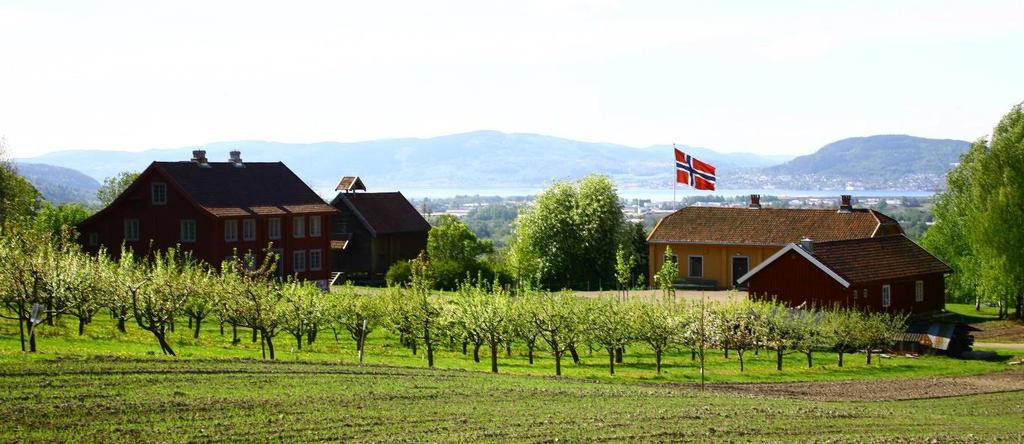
[672,143,677,207]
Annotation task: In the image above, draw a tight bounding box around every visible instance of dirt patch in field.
[576,289,746,304]
[705,370,1024,401]
[971,320,1024,343]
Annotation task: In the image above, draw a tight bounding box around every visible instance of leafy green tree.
[614,246,635,299]
[922,140,986,307]
[0,227,72,351]
[509,175,625,290]
[427,215,494,289]
[624,221,649,288]
[131,247,198,356]
[33,202,92,239]
[654,246,678,301]
[711,302,759,372]
[330,284,384,358]
[825,307,862,367]
[584,298,634,375]
[280,278,327,351]
[633,300,683,374]
[96,171,139,207]
[527,291,584,376]
[447,282,514,373]
[409,252,443,368]
[0,138,42,232]
[219,248,284,359]
[970,104,1024,318]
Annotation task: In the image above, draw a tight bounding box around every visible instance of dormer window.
[151,182,167,205]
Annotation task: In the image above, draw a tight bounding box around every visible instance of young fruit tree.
[528,291,584,376]
[711,302,760,372]
[0,228,72,352]
[330,285,384,360]
[633,300,683,374]
[584,297,634,375]
[219,248,285,360]
[280,278,327,351]
[449,282,515,373]
[409,253,443,368]
[131,247,199,356]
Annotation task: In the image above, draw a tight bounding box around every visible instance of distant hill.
[13,162,101,204]
[767,135,970,178]
[18,131,791,193]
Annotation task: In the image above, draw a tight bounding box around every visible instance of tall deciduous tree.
[96,171,139,207]
[0,137,42,232]
[509,175,625,290]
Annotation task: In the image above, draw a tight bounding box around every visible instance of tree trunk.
[555,350,562,376]
[28,325,37,353]
[295,332,303,351]
[806,350,813,368]
[528,343,534,364]
[252,327,258,343]
[490,343,499,374]
[307,326,317,346]
[220,322,225,336]
[867,349,872,365]
[462,342,468,355]
[188,317,193,329]
[569,343,581,365]
[656,349,662,374]
[169,318,174,333]
[17,314,26,352]
[473,343,481,362]
[615,347,623,364]
[608,348,615,375]
[738,350,745,372]
[232,324,239,344]
[425,326,434,368]
[78,317,86,336]
[775,347,783,371]
[266,333,275,360]
[724,348,729,359]
[156,332,175,356]
[838,351,844,367]
[506,341,512,357]
[691,349,696,361]
[117,317,126,333]
[193,317,202,339]
[976,295,982,311]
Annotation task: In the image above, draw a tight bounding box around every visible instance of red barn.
[77,150,339,285]
[737,235,952,313]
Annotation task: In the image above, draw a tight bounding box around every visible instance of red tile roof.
[811,235,953,284]
[331,192,430,235]
[648,206,902,246]
[154,161,338,217]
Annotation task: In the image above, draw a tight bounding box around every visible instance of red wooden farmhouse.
[77,150,339,286]
[737,235,953,313]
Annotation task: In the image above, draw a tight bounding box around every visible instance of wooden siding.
[648,242,779,290]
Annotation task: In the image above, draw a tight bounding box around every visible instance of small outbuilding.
[329,177,430,285]
[737,235,953,313]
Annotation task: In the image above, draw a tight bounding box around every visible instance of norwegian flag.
[675,147,717,191]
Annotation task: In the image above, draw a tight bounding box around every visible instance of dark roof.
[154,161,337,217]
[810,235,953,284]
[331,192,430,235]
[738,235,952,286]
[648,206,902,245]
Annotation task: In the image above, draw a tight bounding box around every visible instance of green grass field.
[2,312,1023,442]
[2,312,1019,384]
[0,358,1022,442]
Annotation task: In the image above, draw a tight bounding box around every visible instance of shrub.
[386,260,412,287]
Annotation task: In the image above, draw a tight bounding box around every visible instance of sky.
[2,0,1023,158]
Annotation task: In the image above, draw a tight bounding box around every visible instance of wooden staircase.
[329,272,342,286]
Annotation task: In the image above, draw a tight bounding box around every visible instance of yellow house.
[647,195,903,290]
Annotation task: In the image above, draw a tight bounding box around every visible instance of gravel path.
[975,342,1024,350]
[705,370,1024,401]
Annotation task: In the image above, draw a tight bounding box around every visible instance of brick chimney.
[838,195,852,213]
[191,150,210,167]
[748,194,761,209]
[229,150,244,168]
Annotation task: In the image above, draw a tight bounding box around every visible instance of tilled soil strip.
[705,370,1024,401]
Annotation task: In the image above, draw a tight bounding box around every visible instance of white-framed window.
[243,219,256,241]
[224,220,239,242]
[180,219,197,242]
[882,285,891,308]
[151,182,167,205]
[88,232,98,246]
[688,255,704,278]
[123,219,139,241]
[293,250,306,272]
[309,249,322,271]
[309,216,322,237]
[915,280,924,302]
[293,216,305,238]
[852,289,859,299]
[268,218,282,240]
